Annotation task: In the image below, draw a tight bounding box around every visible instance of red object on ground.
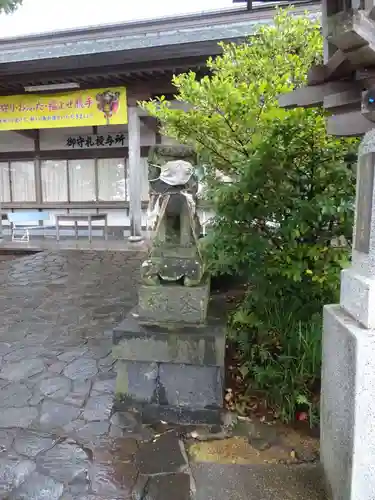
[296,412,308,421]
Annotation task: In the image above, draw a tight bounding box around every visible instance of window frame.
[0,147,151,210]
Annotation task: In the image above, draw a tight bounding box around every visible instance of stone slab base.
[340,267,375,329]
[322,304,375,500]
[115,400,222,426]
[191,463,326,500]
[112,311,225,366]
[114,359,223,419]
[137,281,210,323]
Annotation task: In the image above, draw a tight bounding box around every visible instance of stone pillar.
[321,129,375,500]
[127,106,143,242]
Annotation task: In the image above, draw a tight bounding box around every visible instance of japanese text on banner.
[0,87,128,131]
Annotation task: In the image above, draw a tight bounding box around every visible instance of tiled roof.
[0,3,320,64]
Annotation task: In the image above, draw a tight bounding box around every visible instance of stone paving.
[0,249,328,500]
[0,250,195,500]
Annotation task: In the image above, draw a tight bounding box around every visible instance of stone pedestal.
[322,131,375,500]
[113,145,225,423]
[322,305,375,500]
[112,310,225,423]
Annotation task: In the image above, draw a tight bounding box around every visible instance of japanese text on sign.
[0,87,127,131]
[66,133,127,149]
[0,97,94,113]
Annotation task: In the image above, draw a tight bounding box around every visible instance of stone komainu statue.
[141,145,204,287]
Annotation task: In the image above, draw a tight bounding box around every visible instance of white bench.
[7,212,54,242]
[55,213,108,243]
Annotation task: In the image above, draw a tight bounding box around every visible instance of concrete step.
[191,462,327,500]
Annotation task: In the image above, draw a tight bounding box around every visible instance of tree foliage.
[0,0,22,13]
[141,9,358,422]
[142,9,356,309]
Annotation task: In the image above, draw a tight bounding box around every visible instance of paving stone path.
[0,249,328,500]
[0,250,195,500]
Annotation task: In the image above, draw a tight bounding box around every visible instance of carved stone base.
[114,360,223,414]
[112,312,225,423]
[137,281,210,324]
[113,311,225,366]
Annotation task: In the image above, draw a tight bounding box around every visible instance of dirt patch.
[278,424,319,462]
[198,279,321,467]
[187,417,319,466]
[188,436,295,465]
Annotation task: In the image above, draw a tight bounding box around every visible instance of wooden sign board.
[66,132,127,149]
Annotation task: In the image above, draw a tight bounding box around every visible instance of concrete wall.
[322,305,375,500]
[321,305,355,500]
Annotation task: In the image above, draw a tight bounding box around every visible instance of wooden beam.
[307,50,353,85]
[326,111,374,136]
[323,88,362,112]
[140,116,159,134]
[156,125,162,145]
[356,68,375,85]
[307,65,327,86]
[322,0,329,63]
[127,106,143,240]
[0,147,151,162]
[127,81,178,106]
[278,81,359,109]
[326,9,375,53]
[322,0,339,62]
[13,130,38,141]
[0,48,215,81]
[345,44,375,67]
[34,130,42,206]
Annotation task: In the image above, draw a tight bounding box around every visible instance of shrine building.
[0,2,319,239]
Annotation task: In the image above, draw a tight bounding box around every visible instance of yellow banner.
[0,86,128,131]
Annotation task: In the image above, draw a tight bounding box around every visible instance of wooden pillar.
[322,0,339,63]
[34,130,42,211]
[128,105,143,241]
[0,182,2,240]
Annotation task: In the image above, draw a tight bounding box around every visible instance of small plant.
[231,299,322,426]
[0,0,22,13]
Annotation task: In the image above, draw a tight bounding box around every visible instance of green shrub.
[0,0,22,13]
[141,8,358,424]
[231,298,322,426]
[202,108,355,305]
